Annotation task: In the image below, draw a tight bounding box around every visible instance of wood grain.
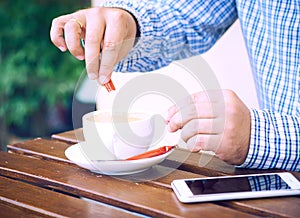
[3,130,300,218]
[51,128,84,144]
[0,151,256,218]
[5,138,300,217]
[0,201,44,218]
[0,176,138,217]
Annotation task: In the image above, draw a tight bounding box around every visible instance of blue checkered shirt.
[101,0,300,171]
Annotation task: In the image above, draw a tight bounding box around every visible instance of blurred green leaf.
[0,0,88,130]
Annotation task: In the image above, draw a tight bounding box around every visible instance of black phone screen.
[185,174,291,195]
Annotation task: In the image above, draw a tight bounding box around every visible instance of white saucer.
[65,142,174,175]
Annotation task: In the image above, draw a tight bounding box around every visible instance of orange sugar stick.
[104,79,116,92]
[126,145,176,160]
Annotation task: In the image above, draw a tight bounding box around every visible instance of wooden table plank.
[7,137,290,178]
[51,128,84,144]
[7,138,71,164]
[10,136,237,177]
[7,138,275,185]
[51,129,267,176]
[0,152,257,218]
[0,201,43,218]
[0,176,138,218]
[51,129,290,176]
[8,138,225,175]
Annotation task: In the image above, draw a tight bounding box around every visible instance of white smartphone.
[171,172,300,203]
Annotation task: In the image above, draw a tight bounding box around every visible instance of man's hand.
[50,7,137,84]
[166,90,251,165]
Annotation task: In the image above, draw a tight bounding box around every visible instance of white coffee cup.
[82,110,154,160]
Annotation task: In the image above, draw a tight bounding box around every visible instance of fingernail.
[162,110,169,122]
[99,76,108,84]
[167,124,172,132]
[76,55,85,60]
[58,46,66,52]
[88,73,98,80]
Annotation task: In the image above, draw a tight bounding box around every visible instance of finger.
[50,14,72,52]
[64,18,85,60]
[167,102,220,132]
[186,134,222,153]
[98,38,121,84]
[84,9,105,80]
[180,118,224,142]
[165,104,179,124]
[98,13,128,84]
[166,91,217,123]
[166,95,195,122]
[118,37,136,60]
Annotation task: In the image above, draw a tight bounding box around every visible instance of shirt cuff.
[236,108,262,168]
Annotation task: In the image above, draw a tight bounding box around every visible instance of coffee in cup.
[82,110,154,160]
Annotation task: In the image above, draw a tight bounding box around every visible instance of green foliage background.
[0,0,88,144]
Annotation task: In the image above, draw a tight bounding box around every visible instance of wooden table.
[1,129,299,217]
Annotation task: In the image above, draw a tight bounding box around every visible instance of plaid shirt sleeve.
[100,0,237,72]
[238,109,300,171]
[235,1,300,171]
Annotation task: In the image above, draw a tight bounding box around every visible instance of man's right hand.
[50,7,137,84]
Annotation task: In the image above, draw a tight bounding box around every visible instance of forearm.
[100,0,237,72]
[238,109,300,171]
